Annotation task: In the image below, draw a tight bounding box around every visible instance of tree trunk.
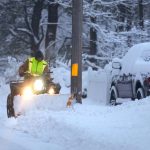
[126,2,132,31]
[116,4,126,32]
[45,0,58,48]
[89,16,97,64]
[31,0,44,53]
[139,0,144,29]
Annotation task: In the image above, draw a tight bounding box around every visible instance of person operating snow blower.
[7,50,61,118]
[19,50,49,79]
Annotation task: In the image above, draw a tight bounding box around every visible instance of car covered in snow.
[110,42,150,105]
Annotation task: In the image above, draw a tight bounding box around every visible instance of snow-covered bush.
[3,57,22,84]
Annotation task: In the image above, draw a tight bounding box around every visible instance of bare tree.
[89,16,97,64]
[30,0,45,53]
[139,0,144,29]
[45,0,58,47]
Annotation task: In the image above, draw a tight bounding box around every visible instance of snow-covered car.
[110,42,150,105]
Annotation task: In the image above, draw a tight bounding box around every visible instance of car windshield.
[141,50,150,61]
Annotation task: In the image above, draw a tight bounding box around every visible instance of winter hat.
[35,50,44,60]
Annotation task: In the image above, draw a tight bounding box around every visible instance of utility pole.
[71,0,83,103]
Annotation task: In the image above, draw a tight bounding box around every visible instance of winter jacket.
[19,57,50,79]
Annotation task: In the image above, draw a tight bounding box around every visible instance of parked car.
[110,42,150,105]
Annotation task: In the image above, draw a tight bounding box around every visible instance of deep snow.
[0,65,150,150]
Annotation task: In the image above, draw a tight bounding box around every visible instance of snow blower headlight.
[23,87,33,97]
[33,79,44,91]
[48,87,55,95]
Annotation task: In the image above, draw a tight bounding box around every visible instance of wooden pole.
[71,0,83,103]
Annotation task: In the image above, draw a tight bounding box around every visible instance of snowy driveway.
[0,137,27,150]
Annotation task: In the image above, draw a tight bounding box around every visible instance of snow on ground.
[0,66,150,150]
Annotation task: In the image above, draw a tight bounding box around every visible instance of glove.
[19,65,25,77]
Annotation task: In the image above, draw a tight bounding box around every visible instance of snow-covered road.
[0,126,62,150]
[0,137,27,150]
